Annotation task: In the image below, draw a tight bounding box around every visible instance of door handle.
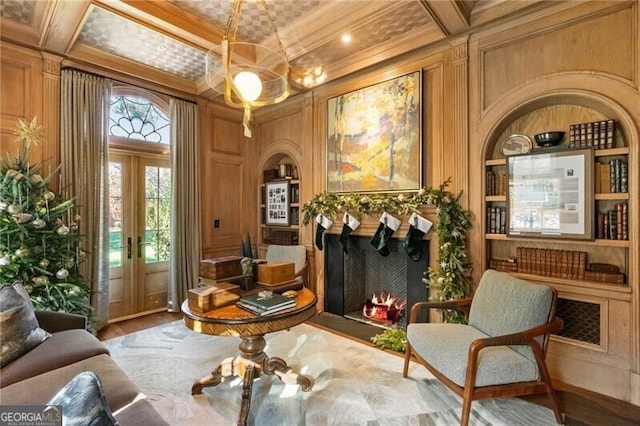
[126,237,132,259]
[137,236,150,258]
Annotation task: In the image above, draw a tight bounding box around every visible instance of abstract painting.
[327,71,422,193]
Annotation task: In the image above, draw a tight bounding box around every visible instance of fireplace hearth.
[324,234,429,329]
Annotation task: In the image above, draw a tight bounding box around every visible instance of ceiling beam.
[41,0,92,54]
[419,0,471,36]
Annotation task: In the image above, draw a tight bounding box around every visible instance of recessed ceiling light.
[341,34,351,44]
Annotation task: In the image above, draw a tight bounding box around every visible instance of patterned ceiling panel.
[78,6,210,81]
[291,1,431,71]
[0,0,36,24]
[172,0,322,44]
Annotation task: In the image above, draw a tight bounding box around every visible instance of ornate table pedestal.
[182,288,317,426]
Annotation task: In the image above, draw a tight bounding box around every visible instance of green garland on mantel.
[302,178,474,350]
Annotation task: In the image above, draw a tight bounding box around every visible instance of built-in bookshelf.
[260,158,301,246]
[484,117,630,289]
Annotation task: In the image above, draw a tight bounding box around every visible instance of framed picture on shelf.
[265,181,290,226]
[326,71,422,193]
[507,148,594,240]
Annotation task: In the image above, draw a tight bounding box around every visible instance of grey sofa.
[0,311,168,425]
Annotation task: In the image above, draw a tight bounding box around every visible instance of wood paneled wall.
[1,0,639,406]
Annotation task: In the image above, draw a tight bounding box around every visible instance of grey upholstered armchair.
[265,244,309,288]
[403,269,564,426]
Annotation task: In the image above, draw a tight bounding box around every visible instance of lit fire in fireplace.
[362,292,406,324]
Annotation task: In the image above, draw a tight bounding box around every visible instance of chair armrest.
[469,316,563,353]
[35,311,88,333]
[295,261,308,278]
[295,261,309,286]
[407,298,473,324]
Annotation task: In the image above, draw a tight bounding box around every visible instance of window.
[109,93,170,144]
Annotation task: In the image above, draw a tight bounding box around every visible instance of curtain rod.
[61,66,197,105]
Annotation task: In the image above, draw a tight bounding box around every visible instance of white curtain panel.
[167,98,201,311]
[60,69,112,330]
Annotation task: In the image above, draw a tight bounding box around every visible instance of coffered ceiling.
[0,0,545,99]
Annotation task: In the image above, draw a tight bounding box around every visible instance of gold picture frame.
[326,71,422,193]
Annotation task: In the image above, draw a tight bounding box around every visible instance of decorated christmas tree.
[0,118,92,317]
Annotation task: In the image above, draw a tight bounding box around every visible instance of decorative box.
[200,256,243,280]
[257,262,295,285]
[188,281,241,313]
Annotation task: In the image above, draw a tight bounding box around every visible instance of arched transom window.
[109,94,170,144]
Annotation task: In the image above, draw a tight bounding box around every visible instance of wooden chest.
[257,262,295,285]
[200,256,243,280]
[188,281,241,313]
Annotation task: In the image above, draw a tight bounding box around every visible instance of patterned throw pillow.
[0,283,51,367]
[48,371,119,426]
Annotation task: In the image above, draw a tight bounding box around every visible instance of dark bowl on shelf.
[534,131,565,147]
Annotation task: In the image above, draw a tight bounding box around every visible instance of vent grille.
[555,298,600,345]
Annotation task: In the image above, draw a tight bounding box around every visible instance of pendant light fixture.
[206,0,290,137]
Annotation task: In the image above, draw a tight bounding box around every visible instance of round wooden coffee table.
[182,288,317,426]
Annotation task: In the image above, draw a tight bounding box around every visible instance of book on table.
[236,300,296,316]
[237,292,295,315]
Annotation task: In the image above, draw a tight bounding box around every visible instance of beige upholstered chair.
[403,269,564,426]
[264,244,308,287]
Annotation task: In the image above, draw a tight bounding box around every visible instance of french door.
[108,152,171,319]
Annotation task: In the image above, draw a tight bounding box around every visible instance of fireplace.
[324,234,429,329]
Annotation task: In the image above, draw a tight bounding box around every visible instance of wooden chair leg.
[532,347,564,424]
[460,393,473,426]
[402,343,412,377]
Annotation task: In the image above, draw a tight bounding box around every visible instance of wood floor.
[98,311,640,426]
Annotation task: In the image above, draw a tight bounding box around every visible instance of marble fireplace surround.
[323,234,429,329]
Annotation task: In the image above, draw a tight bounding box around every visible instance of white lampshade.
[233,71,263,102]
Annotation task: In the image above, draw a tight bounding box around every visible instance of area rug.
[104,320,557,426]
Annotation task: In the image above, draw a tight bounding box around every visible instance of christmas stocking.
[315,214,333,250]
[370,212,401,256]
[403,212,433,261]
[339,212,360,253]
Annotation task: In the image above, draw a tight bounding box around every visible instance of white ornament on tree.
[56,225,70,235]
[31,218,46,229]
[13,213,33,223]
[7,204,22,214]
[0,255,10,266]
[32,276,49,286]
[55,269,69,280]
[15,247,30,258]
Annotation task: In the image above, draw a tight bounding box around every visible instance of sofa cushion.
[0,283,51,367]
[407,322,539,387]
[0,354,142,412]
[48,371,119,426]
[1,329,110,387]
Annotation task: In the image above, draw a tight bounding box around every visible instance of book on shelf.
[608,210,617,240]
[579,123,587,147]
[620,160,628,193]
[606,119,615,149]
[594,163,602,193]
[239,292,295,311]
[599,162,611,193]
[569,119,615,149]
[622,203,628,240]
[486,170,495,196]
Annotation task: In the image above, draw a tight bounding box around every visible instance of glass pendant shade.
[205,0,290,137]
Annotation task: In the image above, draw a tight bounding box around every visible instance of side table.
[182,288,317,426]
